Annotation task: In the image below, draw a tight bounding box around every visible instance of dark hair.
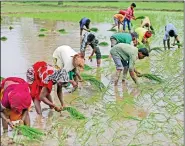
[138,48,149,57]
[87,34,95,42]
[131,32,138,39]
[131,3,136,7]
[169,30,175,37]
[85,19,91,29]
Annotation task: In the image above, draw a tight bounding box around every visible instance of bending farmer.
[81,32,101,67]
[53,45,85,85]
[110,43,149,85]
[163,23,180,50]
[0,77,31,132]
[26,61,77,115]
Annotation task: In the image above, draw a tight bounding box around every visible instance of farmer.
[110,43,149,85]
[53,45,85,84]
[26,61,77,115]
[111,13,125,32]
[163,23,180,50]
[80,32,101,67]
[135,27,152,45]
[0,77,32,132]
[141,16,154,32]
[79,17,91,36]
[110,32,138,47]
[123,3,136,33]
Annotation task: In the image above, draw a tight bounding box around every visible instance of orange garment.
[114,14,125,22]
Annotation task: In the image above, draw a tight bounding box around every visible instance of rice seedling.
[58,29,67,34]
[1,36,7,41]
[107,28,117,32]
[40,28,47,32]
[99,42,109,46]
[140,73,163,83]
[149,47,163,53]
[38,33,45,37]
[81,73,105,91]
[174,43,183,47]
[63,107,86,119]
[92,55,109,59]
[84,64,93,71]
[135,16,145,20]
[0,76,4,81]
[90,27,98,32]
[9,26,14,30]
[14,125,44,140]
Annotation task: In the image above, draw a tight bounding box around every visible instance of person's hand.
[54,106,62,112]
[19,120,24,126]
[89,56,93,62]
[87,29,91,32]
[133,17,136,20]
[6,119,15,129]
[71,81,78,88]
[136,72,142,77]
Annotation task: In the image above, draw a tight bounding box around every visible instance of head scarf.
[43,68,69,84]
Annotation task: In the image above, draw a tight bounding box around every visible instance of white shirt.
[53,45,77,72]
[163,23,177,41]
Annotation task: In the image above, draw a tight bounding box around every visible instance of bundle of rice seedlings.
[99,42,109,46]
[141,73,163,83]
[58,29,67,34]
[1,36,7,41]
[107,28,117,32]
[149,47,163,53]
[81,73,105,91]
[40,28,47,32]
[14,125,44,140]
[38,34,45,37]
[9,26,14,30]
[84,64,93,71]
[136,16,145,20]
[90,27,98,32]
[174,43,183,47]
[63,107,86,119]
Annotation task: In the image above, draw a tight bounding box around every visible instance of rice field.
[1,1,184,146]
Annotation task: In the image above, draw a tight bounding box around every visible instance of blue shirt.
[80,18,89,29]
[163,23,178,41]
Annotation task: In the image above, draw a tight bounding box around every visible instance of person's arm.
[134,68,141,76]
[83,27,90,32]
[57,84,64,107]
[167,39,170,50]
[128,56,138,84]
[0,104,14,128]
[163,32,168,50]
[40,87,56,108]
[129,70,138,84]
[89,48,96,61]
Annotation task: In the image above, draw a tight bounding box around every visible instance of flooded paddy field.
[1,2,184,146]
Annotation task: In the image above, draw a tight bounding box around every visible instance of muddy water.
[1,16,183,146]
